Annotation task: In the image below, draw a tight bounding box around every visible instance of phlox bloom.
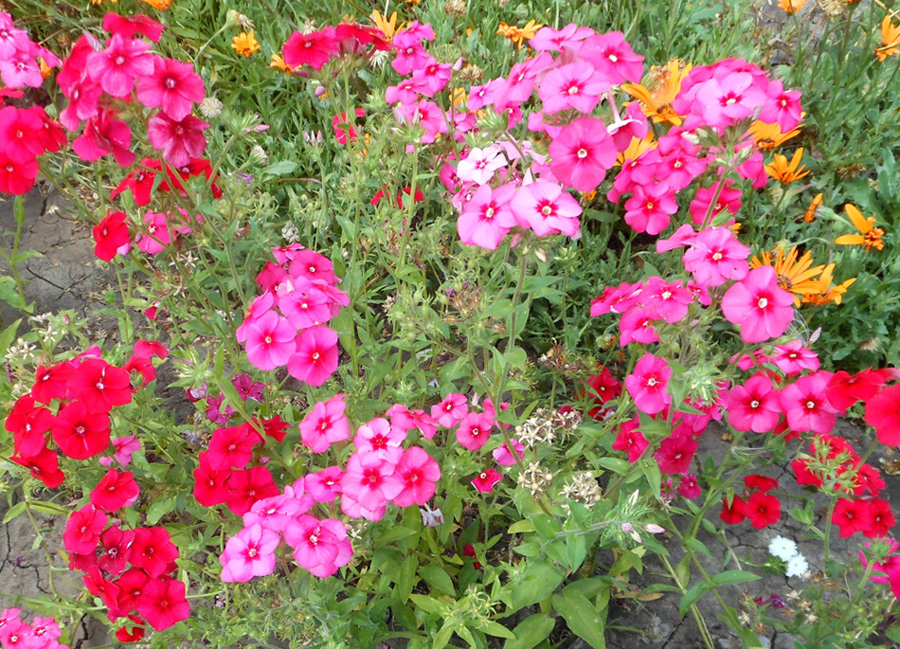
[721,266,794,343]
[548,116,617,192]
[244,310,296,371]
[431,393,468,428]
[457,183,516,250]
[455,411,494,451]
[137,577,190,632]
[220,523,281,582]
[287,325,339,386]
[353,417,404,464]
[299,394,350,453]
[725,374,781,433]
[63,504,107,554]
[510,180,582,237]
[681,227,750,287]
[89,468,139,511]
[771,340,819,375]
[625,354,671,415]
[136,57,204,121]
[392,446,441,507]
[341,452,404,513]
[472,469,502,493]
[147,112,209,168]
[456,146,506,185]
[865,384,900,446]
[538,61,607,114]
[623,182,678,235]
[612,418,648,462]
[87,33,153,98]
[577,31,644,85]
[284,516,353,578]
[780,372,838,434]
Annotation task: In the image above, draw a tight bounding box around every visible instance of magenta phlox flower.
[304,466,344,502]
[236,294,275,344]
[548,116,617,192]
[589,281,644,317]
[618,306,659,347]
[724,374,781,433]
[244,310,296,371]
[243,493,310,533]
[530,23,596,52]
[655,432,697,474]
[98,434,141,468]
[134,211,175,255]
[625,353,672,415]
[59,76,104,131]
[408,58,452,97]
[456,411,494,451]
[510,180,582,237]
[72,109,135,167]
[287,325,339,386]
[623,181,677,235]
[492,439,524,466]
[353,417,404,464]
[208,423,262,471]
[467,79,500,111]
[606,101,649,152]
[220,523,280,582]
[386,404,438,440]
[341,451,404,515]
[456,182,516,250]
[612,418,648,462]
[652,130,708,191]
[286,249,338,285]
[231,373,265,402]
[538,61,608,114]
[431,393,468,427]
[771,340,819,375]
[721,266,794,343]
[456,146,507,185]
[103,12,166,42]
[757,80,803,132]
[147,112,209,167]
[277,277,332,329]
[136,57,204,120]
[395,99,447,143]
[284,516,353,578]
[391,21,435,74]
[283,27,338,71]
[682,226,750,287]
[689,180,742,225]
[675,60,770,130]
[780,372,838,434]
[87,33,153,97]
[641,277,693,324]
[501,51,554,106]
[392,446,441,507]
[576,31,643,85]
[299,394,350,453]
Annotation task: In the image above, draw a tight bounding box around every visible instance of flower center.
[485,207,495,219]
[647,378,658,387]
[541,204,553,216]
[567,85,579,95]
[311,352,320,360]
[806,400,816,409]
[757,297,768,309]
[750,400,760,408]
[115,55,126,66]
[576,148,588,159]
[165,78,176,89]
[712,251,723,261]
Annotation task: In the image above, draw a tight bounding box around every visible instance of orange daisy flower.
[615,134,657,167]
[497,20,542,49]
[765,148,810,183]
[802,192,823,223]
[621,59,692,126]
[875,16,900,62]
[232,30,260,58]
[748,120,802,151]
[835,204,885,251]
[802,264,856,306]
[777,0,808,13]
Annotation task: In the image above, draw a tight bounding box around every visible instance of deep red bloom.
[207,422,262,471]
[115,615,146,643]
[84,565,121,612]
[611,418,649,463]
[0,150,39,195]
[114,568,149,613]
[224,465,279,516]
[67,358,132,410]
[720,495,746,524]
[103,13,165,42]
[589,365,622,404]
[93,211,130,261]
[11,446,65,488]
[192,451,230,507]
[130,527,179,579]
[6,394,54,457]
[472,469,502,493]
[832,498,872,539]
[98,526,134,575]
[51,401,111,460]
[283,28,338,70]
[744,474,778,492]
[654,433,697,474]
[865,498,896,539]
[64,504,108,554]
[31,362,75,404]
[137,577,190,632]
[865,384,900,446]
[256,415,289,442]
[745,492,781,529]
[826,369,888,412]
[90,468,140,512]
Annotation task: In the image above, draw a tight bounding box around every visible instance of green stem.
[661,555,716,649]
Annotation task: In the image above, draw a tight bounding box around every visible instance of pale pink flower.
[284,516,353,578]
[510,180,582,237]
[87,34,154,98]
[538,61,607,114]
[287,325,339,386]
[456,183,516,250]
[625,354,671,415]
[299,395,350,453]
[220,523,281,582]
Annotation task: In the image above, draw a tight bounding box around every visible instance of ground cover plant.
[0,0,899,647]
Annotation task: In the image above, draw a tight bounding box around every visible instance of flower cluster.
[64,502,187,637]
[236,246,348,384]
[720,474,782,530]
[6,343,165,488]
[58,13,207,169]
[0,609,67,649]
[281,23,389,72]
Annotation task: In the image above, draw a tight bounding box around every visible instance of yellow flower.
[835,204,885,251]
[748,120,802,151]
[38,58,53,80]
[270,54,294,74]
[621,59,692,126]
[875,16,900,62]
[138,0,171,9]
[449,87,467,107]
[615,134,657,166]
[371,10,400,42]
[765,147,810,183]
[91,0,117,4]
[497,20,542,49]
[802,192,823,223]
[777,0,808,13]
[232,30,260,58]
[750,246,826,306]
[802,264,856,306]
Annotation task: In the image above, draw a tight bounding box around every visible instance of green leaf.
[480,621,516,639]
[683,536,713,561]
[418,565,455,595]
[28,502,69,517]
[0,276,24,310]
[678,581,712,618]
[498,560,566,612]
[504,614,554,649]
[552,589,607,649]
[508,520,535,534]
[433,622,454,649]
[397,553,418,604]
[0,319,21,361]
[566,534,588,573]
[711,570,761,587]
[146,495,176,525]
[375,526,418,544]
[531,513,561,539]
[262,160,298,176]
[408,594,441,614]
[2,502,26,524]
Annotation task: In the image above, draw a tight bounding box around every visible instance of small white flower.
[768,535,799,562]
[785,553,809,578]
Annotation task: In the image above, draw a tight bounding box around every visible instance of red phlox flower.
[744,474,779,492]
[589,365,622,404]
[11,447,65,488]
[865,498,896,539]
[129,527,178,579]
[103,13,165,42]
[0,106,45,163]
[745,491,781,529]
[208,423,262,471]
[224,466,279,516]
[832,498,873,539]
[472,468,503,493]
[98,525,134,575]
[114,567,149,614]
[51,401,111,460]
[6,394,54,456]
[654,432,697,474]
[0,149,39,195]
[84,565,121,612]
[64,504,108,554]
[720,495,746,524]
[90,468,140,511]
[612,418,648,462]
[192,451,230,507]
[332,108,365,145]
[826,369,888,412]
[115,615,146,643]
[283,27,338,70]
[147,112,208,168]
[392,446,441,507]
[68,358,132,410]
[93,211,131,261]
[137,577,189,632]
[865,384,900,446]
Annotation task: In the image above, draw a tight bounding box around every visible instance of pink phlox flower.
[97,434,141,468]
[549,116,617,192]
[735,147,768,188]
[732,349,769,371]
[682,226,750,287]
[236,293,275,344]
[689,180,742,225]
[577,31,643,85]
[678,474,702,499]
[608,149,655,203]
[277,277,332,329]
[392,446,441,507]
[530,23,596,52]
[500,51,554,106]
[456,411,495,451]
[231,373,265,401]
[243,493,309,533]
[656,223,698,253]
[134,210,177,255]
[0,106,44,163]
[87,33,153,97]
[492,438,524,466]
[859,539,900,584]
[0,13,29,57]
[538,61,608,114]
[641,277,693,324]
[299,394,350,453]
[147,112,209,168]
[771,340,819,375]
[72,108,135,167]
[724,374,781,433]
[457,182,517,250]
[589,281,644,317]
[385,78,419,106]
[353,417,405,464]
[655,432,698,474]
[606,101,649,152]
[408,58,452,96]
[623,181,678,235]
[625,353,672,415]
[721,266,795,343]
[284,515,353,578]
[304,466,344,502]
[386,404,438,440]
[220,523,281,582]
[395,99,447,143]
[282,27,338,70]
[618,306,659,347]
[391,21,435,74]
[472,468,503,493]
[612,418,648,463]
[287,249,338,286]
[288,325,339,386]
[208,423,262,471]
[244,310,296,371]
[682,63,769,130]
[510,180,582,237]
[103,13,166,42]
[341,451,404,515]
[758,80,803,132]
[780,371,838,434]
[652,130,708,191]
[431,393,468,428]
[0,44,42,89]
[136,57,204,121]
[456,146,507,185]
[466,79,500,111]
